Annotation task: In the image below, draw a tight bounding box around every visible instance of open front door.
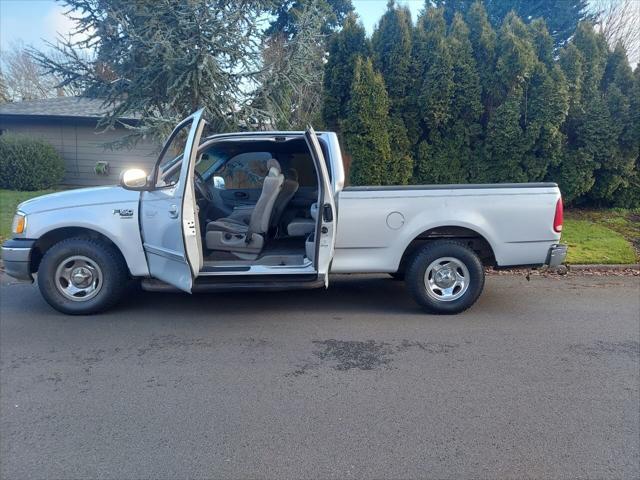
[140,109,205,292]
[305,127,337,287]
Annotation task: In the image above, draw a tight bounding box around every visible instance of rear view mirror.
[120,168,149,190]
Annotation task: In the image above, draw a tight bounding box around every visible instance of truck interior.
[187,136,325,272]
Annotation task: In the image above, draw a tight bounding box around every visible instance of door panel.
[140,109,205,292]
[304,128,336,287]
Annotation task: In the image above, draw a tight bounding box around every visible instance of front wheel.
[37,237,129,315]
[405,241,485,314]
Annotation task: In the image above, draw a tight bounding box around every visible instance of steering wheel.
[194,171,212,202]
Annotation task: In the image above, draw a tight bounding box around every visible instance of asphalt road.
[1,272,639,479]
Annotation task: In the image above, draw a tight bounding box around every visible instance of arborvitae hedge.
[342,57,392,186]
[324,1,639,207]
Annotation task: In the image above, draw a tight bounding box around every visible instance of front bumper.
[545,243,568,267]
[1,239,36,282]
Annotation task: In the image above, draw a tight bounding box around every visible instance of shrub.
[0,135,65,190]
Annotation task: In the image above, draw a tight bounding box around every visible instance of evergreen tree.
[520,21,569,181]
[411,7,455,184]
[553,22,612,202]
[559,44,583,103]
[612,66,639,208]
[31,0,273,142]
[448,14,483,125]
[589,43,638,203]
[416,8,454,132]
[466,1,497,125]
[436,0,592,48]
[267,0,354,39]
[494,12,537,100]
[318,2,636,202]
[529,18,554,67]
[572,22,609,97]
[490,0,591,48]
[522,62,569,180]
[415,126,474,185]
[388,116,414,184]
[342,57,392,186]
[481,13,536,182]
[321,14,369,131]
[371,0,413,184]
[254,0,328,130]
[371,0,413,116]
[483,86,528,182]
[445,13,483,183]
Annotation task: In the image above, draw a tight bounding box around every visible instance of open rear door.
[140,109,205,292]
[305,127,336,287]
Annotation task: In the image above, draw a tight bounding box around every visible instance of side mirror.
[120,168,149,190]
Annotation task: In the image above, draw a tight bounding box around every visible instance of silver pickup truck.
[2,109,566,315]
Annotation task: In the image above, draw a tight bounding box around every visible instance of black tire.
[405,240,484,314]
[37,237,129,315]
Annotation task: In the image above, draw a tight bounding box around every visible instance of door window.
[155,118,194,188]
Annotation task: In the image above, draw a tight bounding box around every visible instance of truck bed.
[331,182,562,273]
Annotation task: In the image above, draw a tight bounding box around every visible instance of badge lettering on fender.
[113,208,134,218]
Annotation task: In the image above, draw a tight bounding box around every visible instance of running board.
[141,275,322,293]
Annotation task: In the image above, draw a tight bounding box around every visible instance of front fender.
[25,202,149,277]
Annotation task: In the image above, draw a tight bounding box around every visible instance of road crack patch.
[287,339,459,376]
[568,340,639,359]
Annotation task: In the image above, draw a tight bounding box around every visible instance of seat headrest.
[267,158,281,172]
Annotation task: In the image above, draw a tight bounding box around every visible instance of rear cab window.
[214,152,273,189]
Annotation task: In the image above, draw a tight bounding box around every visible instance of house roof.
[0,97,139,122]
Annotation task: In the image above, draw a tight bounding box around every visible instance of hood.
[18,185,141,215]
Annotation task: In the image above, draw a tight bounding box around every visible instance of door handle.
[168,204,179,218]
[234,191,248,199]
[323,203,333,222]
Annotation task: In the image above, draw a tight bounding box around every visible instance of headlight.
[11,211,27,235]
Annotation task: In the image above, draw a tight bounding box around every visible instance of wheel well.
[30,227,126,273]
[397,226,496,272]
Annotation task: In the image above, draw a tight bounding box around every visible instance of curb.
[566,264,640,271]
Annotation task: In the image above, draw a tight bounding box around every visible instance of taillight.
[553,197,563,233]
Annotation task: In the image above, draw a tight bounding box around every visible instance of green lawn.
[0,189,58,242]
[562,209,639,264]
[1,189,638,264]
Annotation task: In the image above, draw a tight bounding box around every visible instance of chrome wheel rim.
[424,256,469,302]
[54,255,103,302]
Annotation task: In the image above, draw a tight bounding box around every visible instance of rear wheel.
[405,240,484,314]
[37,237,129,315]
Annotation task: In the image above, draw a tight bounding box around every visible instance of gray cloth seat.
[225,168,299,230]
[206,159,284,258]
[270,168,299,230]
[286,202,317,237]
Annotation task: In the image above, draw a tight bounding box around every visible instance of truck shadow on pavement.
[114,274,425,319]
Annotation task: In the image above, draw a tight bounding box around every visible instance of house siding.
[0,118,160,186]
